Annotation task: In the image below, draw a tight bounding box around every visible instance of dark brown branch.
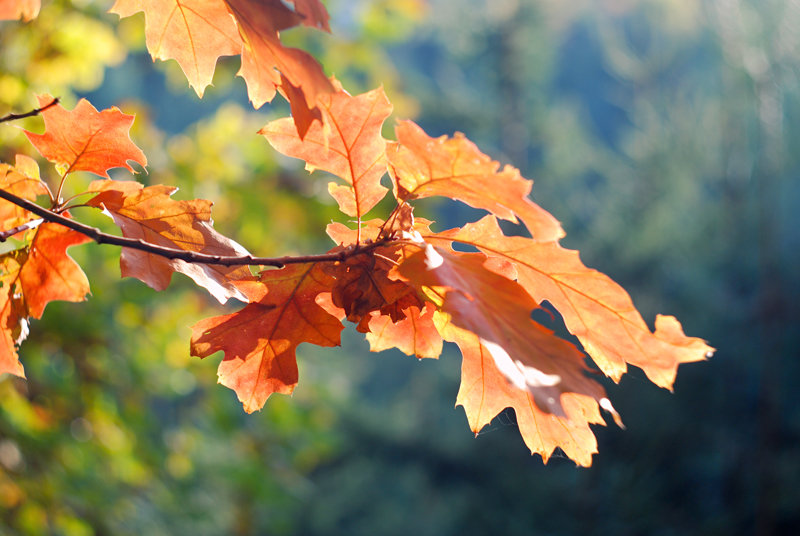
[0,97,60,124]
[0,218,44,241]
[0,188,390,267]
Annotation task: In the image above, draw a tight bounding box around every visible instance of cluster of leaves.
[1,0,712,466]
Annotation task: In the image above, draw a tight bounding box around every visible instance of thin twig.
[0,97,60,124]
[0,188,393,267]
[0,218,44,241]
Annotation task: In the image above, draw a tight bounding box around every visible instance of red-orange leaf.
[446,323,605,467]
[24,95,147,178]
[19,223,91,319]
[225,0,334,109]
[398,245,611,418]
[0,222,91,377]
[0,0,40,21]
[110,0,242,97]
[388,120,564,242]
[87,180,252,303]
[425,216,714,389]
[261,82,392,219]
[190,263,343,412]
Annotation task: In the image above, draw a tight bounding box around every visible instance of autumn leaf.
[110,0,242,97]
[424,215,714,389]
[279,73,322,139]
[0,0,40,21]
[87,180,252,303]
[445,323,606,467]
[111,0,333,112]
[287,0,330,31]
[190,263,343,413]
[324,217,443,358]
[364,301,442,359]
[261,82,392,219]
[18,223,91,319]
[23,95,147,178]
[398,244,613,418]
[0,222,91,377]
[388,120,564,242]
[0,157,48,236]
[225,0,334,110]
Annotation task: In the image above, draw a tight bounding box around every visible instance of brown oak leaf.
[87,181,251,303]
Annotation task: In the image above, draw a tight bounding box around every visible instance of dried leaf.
[425,216,714,389]
[110,0,242,96]
[225,0,333,109]
[261,82,392,219]
[388,120,564,242]
[446,324,605,467]
[399,245,611,417]
[87,181,251,303]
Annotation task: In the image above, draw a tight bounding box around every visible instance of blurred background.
[1,0,799,534]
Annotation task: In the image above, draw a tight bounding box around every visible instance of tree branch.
[0,218,43,241]
[0,97,60,124]
[0,188,390,267]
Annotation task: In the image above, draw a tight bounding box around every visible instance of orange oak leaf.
[287,0,330,31]
[0,222,91,377]
[23,95,147,178]
[110,0,242,97]
[364,301,442,359]
[190,263,343,412]
[278,73,322,139]
[0,0,40,21]
[425,215,714,389]
[0,158,48,236]
[444,323,605,466]
[260,82,392,219]
[387,120,564,242]
[87,180,252,303]
[398,245,614,418]
[225,0,334,110]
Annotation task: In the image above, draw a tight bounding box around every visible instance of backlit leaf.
[0,0,40,21]
[190,263,343,412]
[398,245,612,418]
[261,82,391,219]
[388,120,564,242]
[87,180,252,303]
[23,95,147,178]
[110,0,242,97]
[425,216,714,389]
